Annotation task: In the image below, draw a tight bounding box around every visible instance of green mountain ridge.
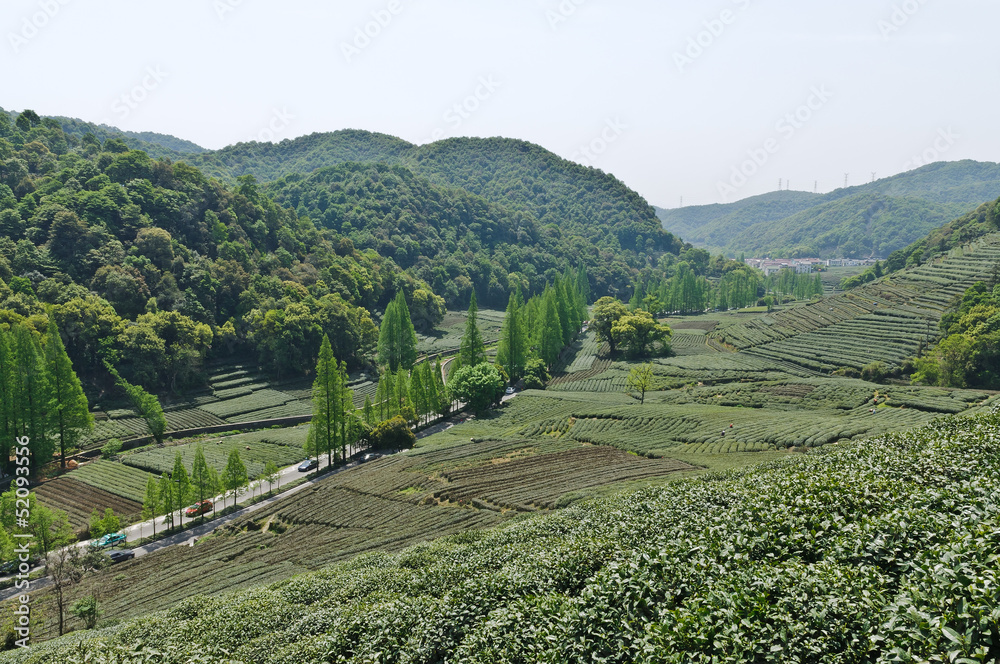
[1,107,205,158]
[658,160,1000,257]
[185,132,678,258]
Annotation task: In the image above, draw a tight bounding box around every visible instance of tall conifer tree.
[0,329,16,476]
[458,291,487,368]
[537,288,564,369]
[13,326,53,472]
[45,316,93,469]
[309,335,339,467]
[496,289,527,384]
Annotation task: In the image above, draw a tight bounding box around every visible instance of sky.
[2,0,997,208]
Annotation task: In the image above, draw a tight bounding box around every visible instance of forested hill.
[0,109,687,395]
[1,107,205,159]
[264,163,645,305]
[185,132,679,258]
[658,160,1000,257]
[190,130,414,181]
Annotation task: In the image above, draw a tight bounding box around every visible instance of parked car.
[361,453,380,463]
[184,500,213,517]
[89,531,127,549]
[106,550,135,564]
[505,387,515,395]
[297,458,319,472]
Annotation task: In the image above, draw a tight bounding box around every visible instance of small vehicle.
[90,531,127,549]
[106,550,135,564]
[505,387,515,395]
[184,501,213,517]
[0,560,16,575]
[361,453,379,463]
[297,459,319,472]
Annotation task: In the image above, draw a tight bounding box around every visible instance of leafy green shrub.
[100,438,123,459]
[523,358,550,390]
[370,416,415,451]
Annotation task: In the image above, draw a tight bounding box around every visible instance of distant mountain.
[658,161,1000,257]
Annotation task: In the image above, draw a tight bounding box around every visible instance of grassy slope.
[7,410,999,663]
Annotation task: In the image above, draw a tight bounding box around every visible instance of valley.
[0,108,999,662]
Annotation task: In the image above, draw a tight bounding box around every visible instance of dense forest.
[0,110,689,397]
[183,131,684,264]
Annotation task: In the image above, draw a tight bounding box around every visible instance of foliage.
[496,289,527,384]
[99,438,123,459]
[44,314,92,467]
[11,412,1000,662]
[377,291,418,372]
[307,336,352,466]
[626,363,658,405]
[457,292,487,369]
[522,358,550,390]
[0,323,56,473]
[591,296,629,354]
[68,595,100,630]
[87,507,121,539]
[370,415,415,450]
[105,362,166,444]
[221,449,249,508]
[611,310,672,358]
[911,281,1000,389]
[448,363,505,416]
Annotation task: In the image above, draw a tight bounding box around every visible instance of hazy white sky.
[3,0,996,207]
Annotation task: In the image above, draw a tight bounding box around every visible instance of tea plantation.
[13,431,695,642]
[8,410,999,663]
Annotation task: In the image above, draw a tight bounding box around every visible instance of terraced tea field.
[33,476,143,532]
[713,233,1000,372]
[81,364,364,448]
[121,429,308,480]
[25,429,693,639]
[70,459,159,503]
[416,308,505,357]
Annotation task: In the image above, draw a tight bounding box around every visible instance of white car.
[505,387,515,395]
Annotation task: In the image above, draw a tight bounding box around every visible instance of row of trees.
[0,316,92,475]
[769,269,824,300]
[371,358,449,427]
[496,267,590,383]
[139,446,278,536]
